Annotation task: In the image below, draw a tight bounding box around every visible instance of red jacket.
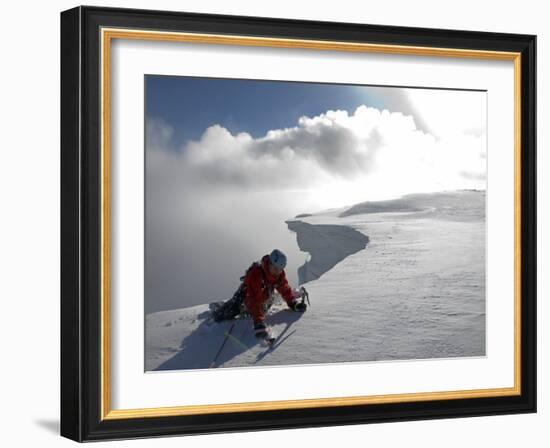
[244,255,295,324]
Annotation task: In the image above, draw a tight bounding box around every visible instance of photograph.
[1,0,545,444]
[59,6,536,441]
[144,76,487,371]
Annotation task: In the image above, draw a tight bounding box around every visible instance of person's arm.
[277,272,307,312]
[276,272,298,306]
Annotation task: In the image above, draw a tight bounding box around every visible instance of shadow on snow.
[154,308,304,371]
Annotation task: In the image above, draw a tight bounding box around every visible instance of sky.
[145,76,487,313]
[146,76,387,144]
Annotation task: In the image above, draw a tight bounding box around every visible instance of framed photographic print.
[60,5,536,442]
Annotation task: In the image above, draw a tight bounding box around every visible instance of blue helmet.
[269,249,287,270]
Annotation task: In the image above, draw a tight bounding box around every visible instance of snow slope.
[146,190,485,371]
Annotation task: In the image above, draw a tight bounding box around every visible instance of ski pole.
[210,321,235,368]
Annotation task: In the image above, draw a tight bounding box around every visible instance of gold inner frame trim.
[100,27,522,421]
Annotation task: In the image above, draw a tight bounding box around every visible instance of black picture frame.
[61,5,536,442]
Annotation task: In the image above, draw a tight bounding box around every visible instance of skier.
[211,249,307,341]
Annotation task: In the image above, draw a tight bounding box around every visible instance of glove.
[290,301,307,312]
[254,321,269,339]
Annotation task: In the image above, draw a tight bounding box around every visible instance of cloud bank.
[146,100,486,312]
[151,104,486,200]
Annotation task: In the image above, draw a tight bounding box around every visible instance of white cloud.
[146,117,175,151]
[145,98,486,311]
[169,103,486,199]
[405,88,486,139]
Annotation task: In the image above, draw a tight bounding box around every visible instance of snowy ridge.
[146,190,485,371]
